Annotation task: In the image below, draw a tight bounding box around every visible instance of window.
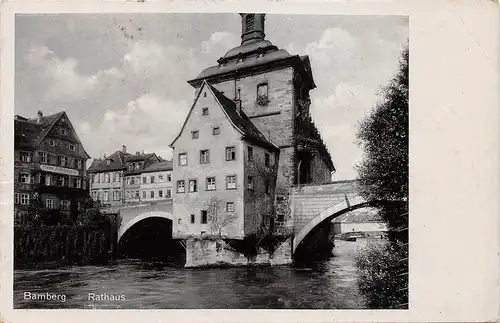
[135,191,140,198]
[226,147,236,161]
[188,180,197,193]
[60,129,67,135]
[113,173,118,182]
[76,159,82,169]
[158,190,163,198]
[245,14,255,31]
[45,199,54,209]
[58,176,66,187]
[20,193,30,205]
[113,190,120,201]
[190,214,195,223]
[45,175,52,186]
[142,190,147,199]
[103,191,109,201]
[201,210,208,224]
[14,193,19,204]
[167,174,172,182]
[200,150,210,164]
[179,153,187,166]
[265,180,270,194]
[150,176,155,183]
[247,146,254,161]
[257,83,269,106]
[128,164,133,171]
[150,190,155,198]
[191,130,199,139]
[202,107,209,116]
[226,175,236,189]
[129,177,134,185]
[106,160,111,166]
[159,175,164,182]
[135,163,140,170]
[75,178,81,189]
[142,177,147,184]
[105,173,110,183]
[265,153,270,167]
[49,140,55,147]
[69,144,75,151]
[226,202,234,213]
[166,189,172,198]
[61,200,70,210]
[177,180,185,193]
[94,174,99,183]
[206,177,216,191]
[58,156,67,167]
[213,127,220,135]
[178,218,182,224]
[247,176,254,190]
[21,152,33,162]
[20,173,31,183]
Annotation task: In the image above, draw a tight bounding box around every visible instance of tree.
[356,45,409,243]
[354,44,409,309]
[204,197,238,238]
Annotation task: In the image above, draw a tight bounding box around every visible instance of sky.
[15,14,408,180]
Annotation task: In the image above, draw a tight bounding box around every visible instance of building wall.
[172,86,245,239]
[140,170,173,202]
[203,67,297,192]
[14,138,89,218]
[310,152,332,184]
[89,170,124,206]
[124,175,141,203]
[242,141,278,236]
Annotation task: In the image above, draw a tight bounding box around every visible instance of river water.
[14,239,377,309]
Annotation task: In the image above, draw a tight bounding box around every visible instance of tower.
[188,14,334,192]
[240,13,266,44]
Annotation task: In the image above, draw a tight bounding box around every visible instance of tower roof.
[188,13,315,89]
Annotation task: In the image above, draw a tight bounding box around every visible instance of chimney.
[37,110,43,124]
[122,145,127,153]
[103,153,107,159]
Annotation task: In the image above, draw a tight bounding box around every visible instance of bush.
[354,243,408,309]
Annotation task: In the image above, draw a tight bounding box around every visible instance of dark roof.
[207,83,279,151]
[87,150,128,172]
[125,153,155,162]
[15,112,63,149]
[14,111,90,159]
[142,160,173,173]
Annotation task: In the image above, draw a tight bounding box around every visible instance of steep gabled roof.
[207,83,279,151]
[142,160,173,173]
[125,153,156,162]
[87,150,129,173]
[170,80,279,151]
[14,111,91,159]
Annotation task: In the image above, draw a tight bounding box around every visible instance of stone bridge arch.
[292,196,405,253]
[118,211,174,243]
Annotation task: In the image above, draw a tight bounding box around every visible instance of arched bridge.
[101,200,173,242]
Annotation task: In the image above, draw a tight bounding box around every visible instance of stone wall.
[184,238,292,268]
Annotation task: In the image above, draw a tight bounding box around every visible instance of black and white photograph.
[12,11,408,310]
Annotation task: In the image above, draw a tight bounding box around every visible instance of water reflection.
[14,239,377,309]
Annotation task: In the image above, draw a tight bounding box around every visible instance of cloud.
[201,31,240,55]
[80,93,189,160]
[304,28,359,67]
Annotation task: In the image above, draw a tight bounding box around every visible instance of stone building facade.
[187,13,334,193]
[170,81,279,239]
[14,111,90,221]
[139,160,173,202]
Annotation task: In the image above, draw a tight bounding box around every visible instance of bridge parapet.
[291,180,360,234]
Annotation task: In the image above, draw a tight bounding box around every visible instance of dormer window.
[60,128,67,135]
[106,160,111,166]
[202,107,209,116]
[135,163,140,170]
[128,164,133,171]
